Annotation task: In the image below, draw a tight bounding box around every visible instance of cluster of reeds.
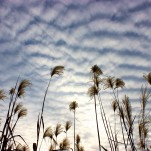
[40,121,71,151]
[0,65,150,151]
[0,78,31,151]
[88,65,151,151]
[138,73,151,150]
[37,103,84,151]
[33,66,85,151]
[0,65,85,151]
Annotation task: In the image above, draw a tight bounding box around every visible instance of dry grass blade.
[144,127,149,139]
[138,120,149,148]
[118,106,124,119]
[52,137,57,145]
[54,123,63,137]
[115,78,125,89]
[69,101,78,112]
[0,89,6,100]
[17,79,31,98]
[138,122,142,139]
[143,72,151,85]
[18,107,27,119]
[43,126,53,138]
[103,76,115,89]
[122,95,132,126]
[50,66,64,77]
[14,102,23,114]
[87,85,99,99]
[140,86,151,110]
[90,65,103,77]
[75,134,85,151]
[60,138,70,150]
[37,114,40,141]
[65,121,72,132]
[41,115,45,133]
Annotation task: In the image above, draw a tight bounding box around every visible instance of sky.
[0,0,151,151]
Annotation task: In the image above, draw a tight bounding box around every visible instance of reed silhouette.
[87,65,151,151]
[75,134,85,151]
[59,138,70,150]
[34,66,64,151]
[88,65,103,151]
[0,78,31,151]
[64,121,72,138]
[69,101,78,151]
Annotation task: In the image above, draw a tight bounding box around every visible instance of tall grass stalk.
[0,78,31,151]
[35,66,64,151]
[69,101,78,151]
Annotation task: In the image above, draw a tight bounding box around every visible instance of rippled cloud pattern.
[0,0,151,150]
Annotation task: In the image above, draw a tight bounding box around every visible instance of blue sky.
[0,0,151,151]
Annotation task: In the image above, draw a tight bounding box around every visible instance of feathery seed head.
[0,89,6,100]
[76,134,81,145]
[60,138,70,150]
[50,66,64,77]
[43,126,53,138]
[115,78,125,89]
[22,145,29,151]
[103,76,115,89]
[91,65,103,77]
[143,72,151,85]
[65,121,72,132]
[54,123,63,137]
[9,88,15,95]
[14,102,23,114]
[87,85,99,99]
[18,107,27,119]
[17,79,31,98]
[111,100,117,112]
[69,101,78,112]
